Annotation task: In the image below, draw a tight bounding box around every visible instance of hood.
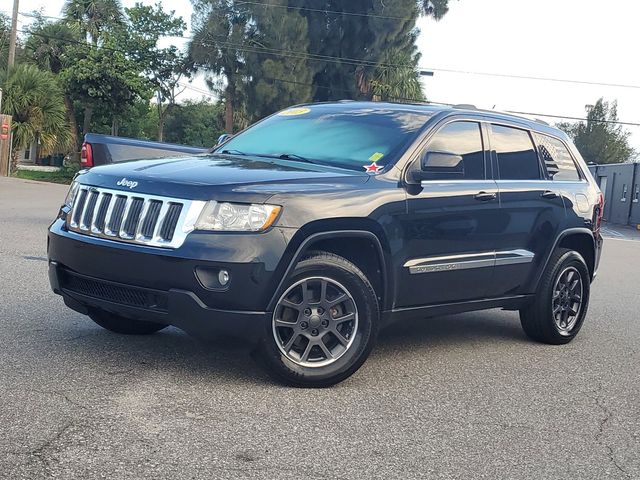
[76,154,370,202]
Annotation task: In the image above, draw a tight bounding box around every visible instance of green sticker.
[369,152,384,163]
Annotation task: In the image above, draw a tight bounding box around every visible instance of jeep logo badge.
[117,178,138,189]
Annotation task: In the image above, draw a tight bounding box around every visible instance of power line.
[234,0,410,21]
[13,29,640,127]
[11,10,640,90]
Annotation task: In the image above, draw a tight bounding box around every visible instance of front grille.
[60,269,169,312]
[67,185,205,248]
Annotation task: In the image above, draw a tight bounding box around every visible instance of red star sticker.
[364,162,382,173]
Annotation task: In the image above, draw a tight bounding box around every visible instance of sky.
[8,0,640,150]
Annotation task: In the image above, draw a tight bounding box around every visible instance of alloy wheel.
[552,266,584,335]
[272,277,358,368]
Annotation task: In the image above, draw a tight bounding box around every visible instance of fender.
[266,230,390,312]
[530,227,596,291]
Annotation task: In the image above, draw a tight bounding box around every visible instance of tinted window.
[217,105,435,171]
[533,133,581,181]
[424,121,484,179]
[491,125,541,180]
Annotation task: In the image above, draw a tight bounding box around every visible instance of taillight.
[80,142,93,168]
[594,192,604,232]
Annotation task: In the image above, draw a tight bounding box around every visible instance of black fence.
[588,163,640,227]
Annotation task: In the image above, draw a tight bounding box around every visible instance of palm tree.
[25,22,81,150]
[370,48,426,103]
[62,0,123,44]
[1,65,72,169]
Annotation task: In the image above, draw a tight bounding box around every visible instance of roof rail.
[452,104,478,110]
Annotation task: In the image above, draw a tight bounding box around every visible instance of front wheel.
[258,252,379,388]
[520,248,591,344]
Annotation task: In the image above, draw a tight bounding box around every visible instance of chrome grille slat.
[80,190,99,230]
[66,185,205,249]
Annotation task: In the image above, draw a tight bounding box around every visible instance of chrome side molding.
[404,249,534,275]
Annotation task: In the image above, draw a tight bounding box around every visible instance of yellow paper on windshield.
[369,152,384,163]
[279,107,311,116]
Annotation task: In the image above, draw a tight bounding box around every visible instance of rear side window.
[491,125,541,180]
[425,121,485,180]
[533,133,581,181]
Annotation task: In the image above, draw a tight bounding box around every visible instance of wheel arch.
[533,228,596,290]
[267,226,392,312]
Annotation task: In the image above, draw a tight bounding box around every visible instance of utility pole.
[8,0,19,69]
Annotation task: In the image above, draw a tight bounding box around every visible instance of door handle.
[541,190,559,199]
[474,191,497,202]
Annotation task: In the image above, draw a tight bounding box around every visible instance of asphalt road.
[0,177,638,480]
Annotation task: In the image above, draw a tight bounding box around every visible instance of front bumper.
[48,218,297,340]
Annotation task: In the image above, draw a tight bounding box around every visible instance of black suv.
[48,102,604,387]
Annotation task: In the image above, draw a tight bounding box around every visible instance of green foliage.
[63,0,124,44]
[24,21,81,74]
[60,35,152,135]
[1,65,72,168]
[124,2,189,140]
[557,98,636,165]
[161,100,225,147]
[14,164,79,184]
[243,0,313,119]
[0,14,10,71]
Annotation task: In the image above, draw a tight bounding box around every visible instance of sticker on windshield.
[369,152,384,163]
[279,107,311,116]
[364,163,383,173]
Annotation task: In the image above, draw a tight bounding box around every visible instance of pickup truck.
[80,133,209,168]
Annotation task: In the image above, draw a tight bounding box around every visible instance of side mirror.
[216,133,233,146]
[409,151,464,183]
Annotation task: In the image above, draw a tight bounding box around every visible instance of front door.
[396,120,501,308]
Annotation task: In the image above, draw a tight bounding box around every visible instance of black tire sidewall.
[259,255,379,387]
[535,250,591,343]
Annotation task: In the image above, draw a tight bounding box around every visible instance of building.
[588,163,640,227]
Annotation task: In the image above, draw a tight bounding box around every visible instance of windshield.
[216,105,434,172]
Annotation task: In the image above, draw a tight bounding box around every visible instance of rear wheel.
[89,309,167,335]
[520,248,590,344]
[258,252,379,387]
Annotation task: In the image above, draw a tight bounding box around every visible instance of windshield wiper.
[276,153,317,165]
[220,149,247,155]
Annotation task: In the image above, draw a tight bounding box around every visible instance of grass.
[13,166,78,185]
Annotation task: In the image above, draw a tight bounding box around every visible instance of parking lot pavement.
[602,223,640,242]
[0,177,638,480]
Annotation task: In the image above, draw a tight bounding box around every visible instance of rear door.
[397,120,501,308]
[487,123,566,297]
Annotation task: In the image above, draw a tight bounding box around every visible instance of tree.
[1,65,72,169]
[370,45,425,102]
[557,98,636,165]
[290,0,448,102]
[161,99,225,147]
[243,0,313,119]
[63,0,124,44]
[24,20,82,150]
[124,2,189,141]
[61,39,152,136]
[1,14,10,71]
[190,0,253,134]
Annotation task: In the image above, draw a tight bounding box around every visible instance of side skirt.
[382,295,534,325]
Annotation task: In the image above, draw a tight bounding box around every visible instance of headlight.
[64,181,80,207]
[195,202,281,232]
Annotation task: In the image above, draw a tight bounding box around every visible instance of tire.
[258,251,379,388]
[520,248,591,344]
[89,309,168,335]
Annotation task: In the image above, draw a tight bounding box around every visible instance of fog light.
[218,270,230,286]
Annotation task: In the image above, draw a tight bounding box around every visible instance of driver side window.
[422,121,485,180]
